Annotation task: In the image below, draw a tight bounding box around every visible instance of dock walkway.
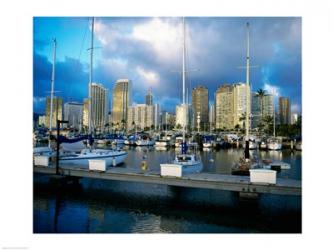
[33,165,301,196]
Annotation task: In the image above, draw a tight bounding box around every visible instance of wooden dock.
[33,165,301,196]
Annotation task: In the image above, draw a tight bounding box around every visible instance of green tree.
[262,115,273,135]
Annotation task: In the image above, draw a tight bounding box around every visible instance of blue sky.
[33,16,301,114]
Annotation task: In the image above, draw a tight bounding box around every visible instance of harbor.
[32,16,302,234]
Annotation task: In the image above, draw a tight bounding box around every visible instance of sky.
[33,16,302,115]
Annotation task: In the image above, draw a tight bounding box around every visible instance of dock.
[33,164,301,196]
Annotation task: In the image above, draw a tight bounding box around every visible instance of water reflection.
[34,193,273,233]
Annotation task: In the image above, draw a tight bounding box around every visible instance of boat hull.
[135,140,155,146]
[60,150,128,167]
[267,142,282,150]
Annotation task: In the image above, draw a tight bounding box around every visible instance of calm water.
[34,146,302,233]
[121,146,302,180]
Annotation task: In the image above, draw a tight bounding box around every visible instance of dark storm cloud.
[33,52,88,113]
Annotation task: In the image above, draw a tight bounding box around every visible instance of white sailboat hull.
[267,142,282,150]
[203,142,212,148]
[155,141,170,147]
[60,150,127,167]
[135,140,155,146]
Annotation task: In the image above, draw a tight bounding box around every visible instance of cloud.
[136,66,159,85]
[34,17,302,114]
[263,83,280,96]
[132,18,182,62]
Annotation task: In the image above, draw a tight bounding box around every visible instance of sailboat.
[232,22,259,176]
[267,89,282,150]
[160,17,203,176]
[59,17,127,167]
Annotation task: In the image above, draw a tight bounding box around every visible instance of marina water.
[34,146,301,233]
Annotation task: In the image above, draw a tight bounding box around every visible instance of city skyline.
[33,17,301,115]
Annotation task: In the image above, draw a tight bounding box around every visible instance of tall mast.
[88,17,94,135]
[182,17,186,142]
[49,38,56,148]
[273,90,276,137]
[245,22,250,141]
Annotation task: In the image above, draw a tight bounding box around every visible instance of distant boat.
[124,134,139,146]
[136,138,155,146]
[174,136,183,148]
[155,139,170,147]
[202,135,214,148]
[295,141,302,151]
[243,136,258,150]
[259,139,267,150]
[267,137,282,150]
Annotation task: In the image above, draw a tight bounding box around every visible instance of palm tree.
[256,89,266,124]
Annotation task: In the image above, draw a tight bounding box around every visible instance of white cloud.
[94,20,121,48]
[132,18,182,62]
[136,66,159,85]
[263,83,280,96]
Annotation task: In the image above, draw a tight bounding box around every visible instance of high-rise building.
[153,103,160,129]
[291,113,299,125]
[38,115,46,127]
[145,89,153,105]
[175,104,189,129]
[209,104,215,130]
[90,83,108,132]
[251,93,273,128]
[192,86,209,130]
[233,83,250,128]
[215,84,234,130]
[127,104,159,130]
[83,98,89,129]
[160,111,174,130]
[64,102,83,130]
[112,79,132,127]
[45,96,63,129]
[279,97,291,125]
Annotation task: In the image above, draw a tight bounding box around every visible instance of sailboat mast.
[182,17,186,142]
[245,22,250,141]
[273,89,276,137]
[49,38,56,148]
[88,17,94,135]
